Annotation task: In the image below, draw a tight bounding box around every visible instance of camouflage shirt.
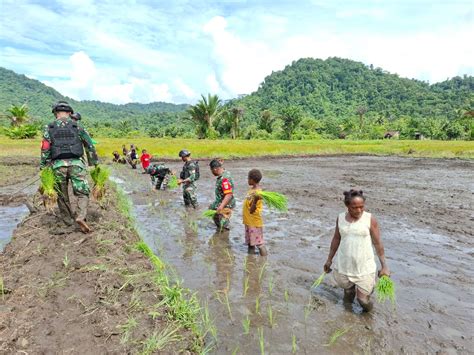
[40,117,98,169]
[211,170,236,209]
[181,161,198,184]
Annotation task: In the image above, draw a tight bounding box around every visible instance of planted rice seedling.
[167,174,179,189]
[375,275,396,305]
[202,209,217,219]
[243,276,249,296]
[284,289,289,303]
[90,165,110,201]
[232,346,239,355]
[62,252,69,269]
[311,272,326,289]
[292,334,297,354]
[256,190,288,212]
[201,301,217,339]
[242,315,250,334]
[255,295,261,315]
[258,262,267,283]
[267,304,276,327]
[0,275,4,300]
[141,325,180,354]
[324,327,350,347]
[258,327,265,355]
[268,276,274,296]
[39,167,58,211]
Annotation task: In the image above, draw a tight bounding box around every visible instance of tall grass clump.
[90,165,110,201]
[167,175,179,189]
[40,167,58,211]
[256,191,288,211]
[375,276,396,305]
[135,241,165,270]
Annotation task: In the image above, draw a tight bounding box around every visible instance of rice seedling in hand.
[40,167,58,212]
[256,190,288,212]
[167,175,179,189]
[202,209,217,219]
[375,275,396,305]
[90,165,110,201]
[311,272,326,289]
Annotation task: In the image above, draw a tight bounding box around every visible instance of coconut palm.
[7,104,30,127]
[187,94,223,139]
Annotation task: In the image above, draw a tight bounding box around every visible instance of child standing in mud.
[323,190,390,312]
[209,159,235,230]
[243,169,267,256]
[140,149,152,173]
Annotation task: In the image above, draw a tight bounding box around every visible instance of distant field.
[0,136,473,160]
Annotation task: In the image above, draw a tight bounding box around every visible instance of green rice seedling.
[90,165,110,201]
[200,301,217,340]
[267,304,276,327]
[62,252,69,269]
[39,167,58,211]
[232,346,239,355]
[255,295,261,315]
[202,209,217,219]
[215,290,233,321]
[242,315,250,334]
[141,325,180,354]
[268,276,274,296]
[256,190,288,212]
[292,334,297,354]
[324,327,350,347]
[375,276,396,305]
[148,310,161,320]
[0,275,4,301]
[258,262,267,283]
[311,272,326,289]
[243,276,249,296]
[258,327,265,355]
[167,174,179,189]
[284,289,289,303]
[225,248,234,263]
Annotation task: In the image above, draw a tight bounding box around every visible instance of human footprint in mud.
[323,190,390,312]
[209,159,235,231]
[40,101,98,233]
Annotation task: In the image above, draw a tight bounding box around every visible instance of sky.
[0,0,473,105]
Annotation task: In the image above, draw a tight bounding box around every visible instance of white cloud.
[206,73,221,94]
[174,78,198,99]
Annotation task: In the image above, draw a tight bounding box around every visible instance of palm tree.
[230,107,244,139]
[356,106,367,131]
[187,94,223,139]
[7,104,30,127]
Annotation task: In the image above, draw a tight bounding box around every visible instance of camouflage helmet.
[179,149,191,158]
[52,101,74,114]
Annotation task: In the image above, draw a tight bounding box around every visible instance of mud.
[0,187,199,353]
[115,156,474,354]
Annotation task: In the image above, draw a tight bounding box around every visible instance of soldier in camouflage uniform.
[209,159,236,230]
[40,101,98,233]
[148,163,173,190]
[177,149,199,208]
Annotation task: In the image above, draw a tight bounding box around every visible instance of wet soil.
[0,186,199,353]
[114,156,474,354]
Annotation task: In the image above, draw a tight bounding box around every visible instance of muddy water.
[0,205,29,250]
[114,156,474,354]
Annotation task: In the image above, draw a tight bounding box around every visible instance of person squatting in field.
[243,169,268,256]
[112,151,126,164]
[209,159,236,231]
[128,145,138,169]
[40,101,98,233]
[148,163,174,190]
[177,149,199,208]
[323,190,390,312]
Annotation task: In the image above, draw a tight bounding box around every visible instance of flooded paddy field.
[114,156,473,354]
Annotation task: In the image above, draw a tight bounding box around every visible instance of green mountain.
[231,57,473,121]
[0,67,188,124]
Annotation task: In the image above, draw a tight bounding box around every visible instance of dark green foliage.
[3,124,38,139]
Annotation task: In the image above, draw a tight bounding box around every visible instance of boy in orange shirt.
[243,169,267,256]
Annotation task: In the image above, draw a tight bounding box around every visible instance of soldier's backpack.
[48,121,84,160]
[180,161,200,180]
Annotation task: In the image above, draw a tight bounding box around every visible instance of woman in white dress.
[324,190,390,312]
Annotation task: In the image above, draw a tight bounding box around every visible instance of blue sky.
[0,0,472,104]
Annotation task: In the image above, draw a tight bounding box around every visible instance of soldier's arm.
[79,125,99,166]
[186,163,197,183]
[40,125,52,169]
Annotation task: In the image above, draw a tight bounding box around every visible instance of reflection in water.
[207,230,235,292]
[181,210,200,262]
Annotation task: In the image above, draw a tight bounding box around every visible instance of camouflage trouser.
[182,183,198,208]
[154,174,170,190]
[54,165,90,221]
[213,208,233,231]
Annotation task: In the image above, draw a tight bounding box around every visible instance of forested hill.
[232,57,473,121]
[0,67,188,123]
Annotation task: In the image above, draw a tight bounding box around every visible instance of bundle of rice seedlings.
[375,275,396,305]
[311,272,326,289]
[202,209,217,219]
[90,165,110,201]
[256,191,288,211]
[40,167,58,212]
[167,175,178,189]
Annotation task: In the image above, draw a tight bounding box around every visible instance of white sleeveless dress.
[335,211,376,277]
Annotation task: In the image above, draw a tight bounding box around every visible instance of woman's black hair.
[248,169,262,183]
[343,189,366,204]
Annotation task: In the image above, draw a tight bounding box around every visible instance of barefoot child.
[140,149,152,173]
[243,169,267,256]
[323,190,390,312]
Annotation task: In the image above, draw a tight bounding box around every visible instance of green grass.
[375,275,396,305]
[325,327,351,347]
[140,326,181,354]
[1,136,473,159]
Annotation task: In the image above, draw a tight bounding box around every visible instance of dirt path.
[114,155,474,354]
[0,186,201,353]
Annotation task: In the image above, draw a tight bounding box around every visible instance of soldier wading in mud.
[40,101,98,233]
[177,149,199,208]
